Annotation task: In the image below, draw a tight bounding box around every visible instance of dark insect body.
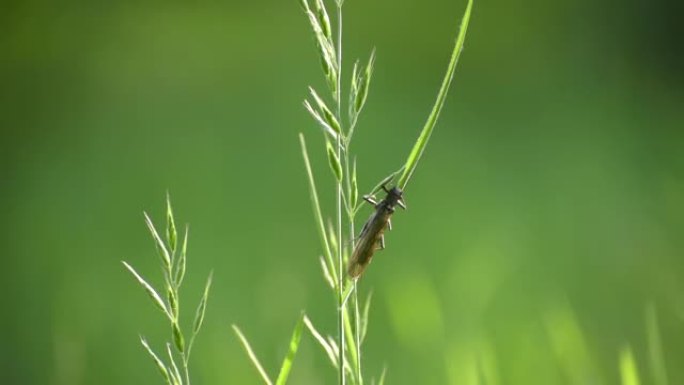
[347,185,406,278]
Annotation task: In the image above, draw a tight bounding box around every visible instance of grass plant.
[124,1,473,383]
[118,2,682,384]
[298,0,473,384]
[231,315,305,385]
[122,194,212,385]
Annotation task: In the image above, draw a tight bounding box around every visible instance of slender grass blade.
[122,261,172,321]
[398,0,473,190]
[232,325,274,385]
[140,337,172,385]
[275,313,305,385]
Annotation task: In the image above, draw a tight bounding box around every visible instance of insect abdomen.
[347,210,391,278]
[347,186,404,279]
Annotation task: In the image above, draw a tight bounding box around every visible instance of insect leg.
[363,195,379,206]
[377,235,385,250]
[397,198,407,210]
[387,218,392,231]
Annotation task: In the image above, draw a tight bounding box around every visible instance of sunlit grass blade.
[301,1,336,69]
[122,261,172,321]
[352,286,363,385]
[327,220,339,262]
[343,306,359,373]
[397,0,473,190]
[310,87,342,136]
[320,256,336,289]
[645,304,669,385]
[360,290,373,343]
[326,140,343,182]
[192,272,213,336]
[348,50,376,141]
[379,367,387,385]
[126,196,207,385]
[349,60,360,123]
[167,287,179,320]
[325,333,355,377]
[172,321,185,353]
[304,100,339,140]
[144,212,172,269]
[377,366,387,385]
[168,370,180,385]
[175,225,188,286]
[140,337,173,385]
[166,343,183,385]
[304,315,339,367]
[299,133,337,282]
[620,345,642,385]
[232,325,274,385]
[312,0,332,40]
[274,313,305,385]
[300,1,338,93]
[341,281,355,307]
[165,192,178,254]
[350,158,358,209]
[327,335,339,358]
[355,50,375,115]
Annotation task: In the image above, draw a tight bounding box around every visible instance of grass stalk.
[336,140,346,385]
[300,1,473,384]
[334,4,346,385]
[300,134,338,286]
[353,282,363,384]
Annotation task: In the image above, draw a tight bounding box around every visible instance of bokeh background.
[2,0,683,384]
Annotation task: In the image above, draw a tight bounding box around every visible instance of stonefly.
[347,185,406,278]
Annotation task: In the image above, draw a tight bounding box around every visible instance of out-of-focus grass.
[2,0,683,384]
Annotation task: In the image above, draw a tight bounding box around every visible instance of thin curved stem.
[397,0,473,190]
[335,5,346,385]
[353,281,363,384]
[183,356,191,385]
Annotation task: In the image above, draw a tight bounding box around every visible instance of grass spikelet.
[124,196,212,385]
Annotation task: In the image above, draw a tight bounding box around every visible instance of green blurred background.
[2,0,683,384]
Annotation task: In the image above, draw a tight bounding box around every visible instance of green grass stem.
[397,0,473,190]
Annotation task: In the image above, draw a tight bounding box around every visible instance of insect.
[347,184,406,278]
